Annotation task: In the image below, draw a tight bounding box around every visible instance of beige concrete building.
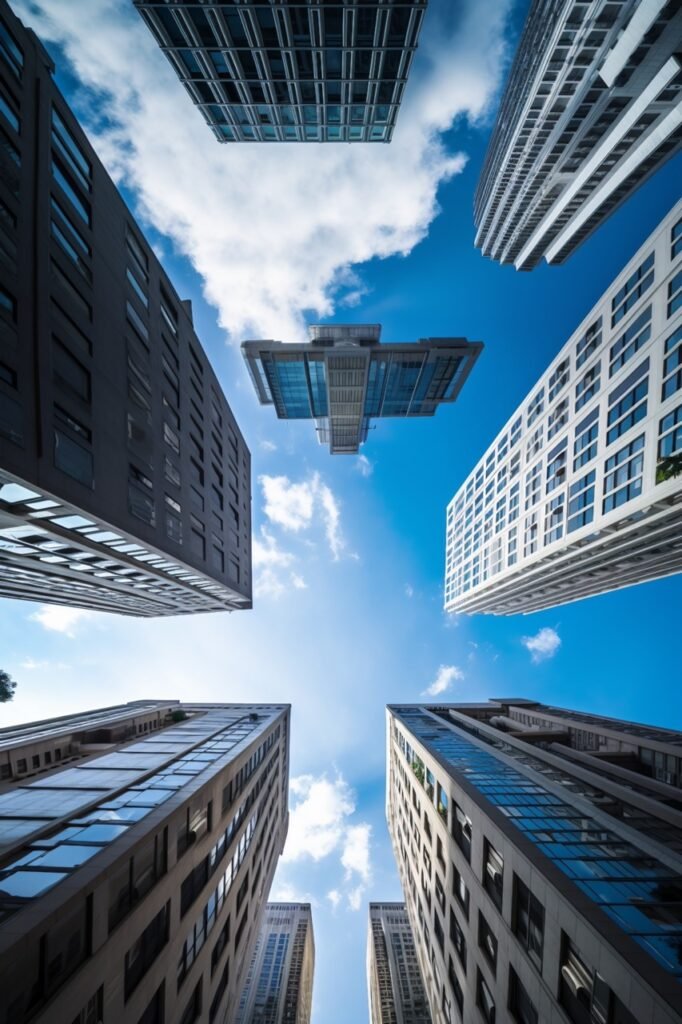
[0,700,290,1024]
[367,902,431,1024]
[235,903,314,1024]
[387,700,682,1024]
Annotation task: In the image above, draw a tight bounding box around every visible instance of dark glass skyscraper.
[235,903,315,1023]
[0,0,252,616]
[242,325,482,453]
[133,0,428,142]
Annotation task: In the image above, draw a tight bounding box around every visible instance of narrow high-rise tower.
[475,0,682,269]
[387,699,682,1024]
[243,325,482,454]
[0,0,251,616]
[235,902,314,1023]
[367,902,432,1024]
[446,200,682,615]
[0,701,290,1024]
[133,0,428,143]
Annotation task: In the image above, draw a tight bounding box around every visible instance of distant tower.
[133,0,429,143]
[235,903,315,1023]
[243,325,482,454]
[475,0,682,268]
[367,902,432,1024]
[387,699,682,1024]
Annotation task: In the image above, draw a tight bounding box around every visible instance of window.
[609,306,651,376]
[526,388,544,427]
[124,903,170,1000]
[449,907,466,969]
[548,357,569,400]
[52,108,91,194]
[603,434,645,513]
[476,969,495,1024]
[478,910,497,973]
[668,269,682,318]
[524,462,541,510]
[137,984,164,1024]
[483,839,503,911]
[55,430,93,487]
[434,909,445,952]
[127,300,149,344]
[513,875,544,970]
[209,959,229,1023]
[575,317,601,369]
[559,934,611,1024]
[448,956,464,1014]
[575,361,600,411]
[662,325,682,400]
[508,968,538,1024]
[606,360,648,445]
[672,217,682,261]
[70,986,103,1024]
[659,405,682,462]
[51,197,91,280]
[611,252,654,326]
[179,980,202,1024]
[510,415,522,447]
[437,783,448,823]
[452,864,469,919]
[0,16,23,78]
[544,492,565,544]
[451,802,472,862]
[546,439,567,493]
[567,469,595,533]
[573,407,599,471]
[53,339,90,402]
[547,397,568,440]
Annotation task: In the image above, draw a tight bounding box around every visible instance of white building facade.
[445,200,682,615]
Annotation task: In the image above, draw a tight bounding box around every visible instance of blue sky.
[3,1,682,1020]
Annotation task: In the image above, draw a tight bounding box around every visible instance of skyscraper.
[133,0,428,143]
[0,700,290,1024]
[0,0,251,617]
[367,902,432,1024]
[387,699,682,1024]
[445,200,682,615]
[243,325,482,454]
[475,0,682,269]
[235,902,314,1024]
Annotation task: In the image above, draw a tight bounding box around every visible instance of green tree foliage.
[0,670,17,703]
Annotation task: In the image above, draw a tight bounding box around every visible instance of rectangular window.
[603,434,645,513]
[662,325,682,400]
[452,864,469,919]
[560,934,611,1024]
[451,802,472,862]
[669,269,682,319]
[526,388,544,427]
[476,970,495,1024]
[606,376,647,446]
[544,492,565,544]
[524,462,541,511]
[548,357,570,400]
[524,511,538,557]
[658,404,682,463]
[124,903,169,1000]
[160,291,178,336]
[573,407,599,471]
[448,956,464,1014]
[127,300,149,344]
[611,252,654,326]
[126,228,149,284]
[575,317,601,369]
[0,16,24,78]
[508,967,538,1024]
[52,108,91,193]
[672,217,682,261]
[50,197,91,279]
[547,397,568,440]
[609,306,651,376]
[575,361,600,411]
[209,960,229,1024]
[53,339,91,402]
[52,158,90,225]
[513,875,544,969]
[546,439,567,493]
[127,266,148,308]
[54,429,93,486]
[449,907,466,970]
[51,259,92,321]
[478,910,497,973]
[483,839,503,911]
[567,469,596,533]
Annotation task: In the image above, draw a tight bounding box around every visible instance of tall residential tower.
[387,699,682,1024]
[134,0,428,143]
[0,0,251,616]
[0,701,290,1024]
[235,902,314,1024]
[446,200,682,615]
[367,902,432,1024]
[475,0,682,269]
[243,325,482,454]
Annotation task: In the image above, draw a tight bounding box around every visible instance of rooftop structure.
[475,0,682,269]
[0,701,290,1024]
[0,0,251,616]
[243,325,482,454]
[387,699,682,1024]
[236,902,314,1023]
[446,199,682,615]
[367,902,432,1024]
[133,0,428,143]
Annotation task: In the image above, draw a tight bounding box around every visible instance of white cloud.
[259,440,278,453]
[12,0,513,342]
[283,773,372,911]
[270,880,318,906]
[404,584,415,599]
[355,455,373,478]
[522,627,561,663]
[29,606,93,638]
[422,664,464,697]
[291,574,307,591]
[251,528,301,599]
[20,658,69,671]
[259,473,345,560]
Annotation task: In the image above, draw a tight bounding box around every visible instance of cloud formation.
[13,0,512,342]
[422,664,464,697]
[259,473,345,560]
[282,773,372,910]
[522,627,561,663]
[29,606,94,638]
[355,455,374,478]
